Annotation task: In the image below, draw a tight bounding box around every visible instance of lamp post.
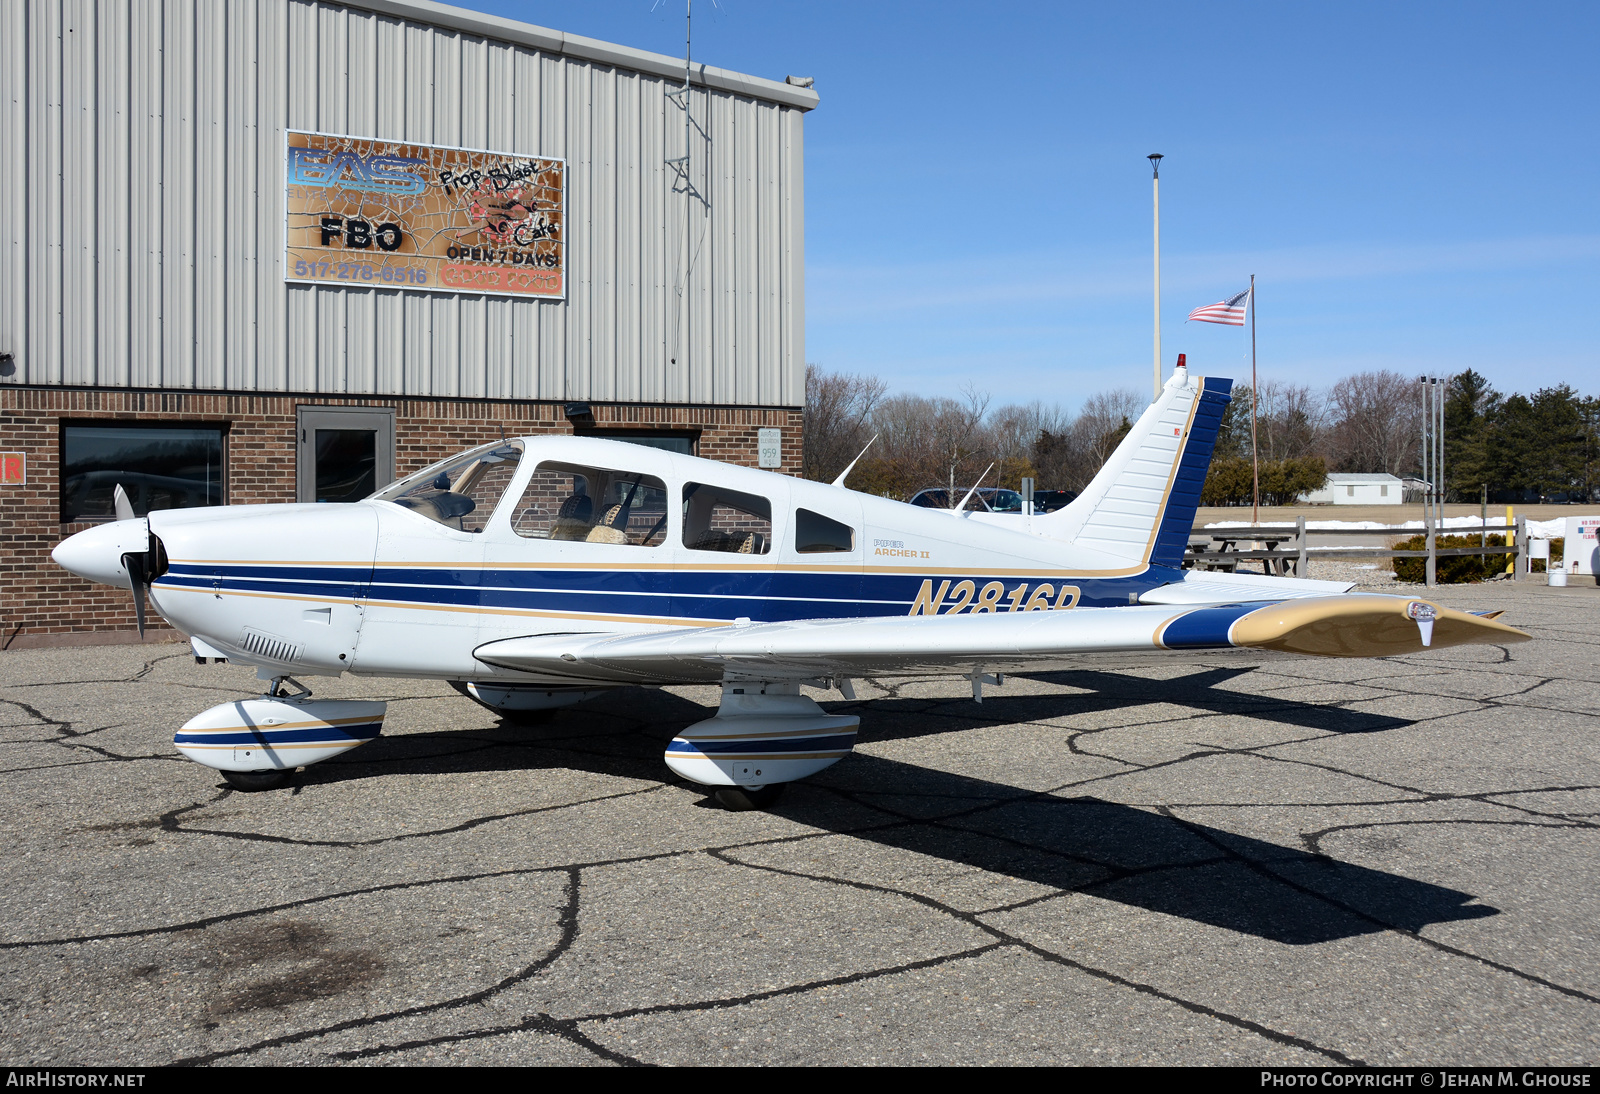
[1418,374,1451,586]
[1149,154,1163,401]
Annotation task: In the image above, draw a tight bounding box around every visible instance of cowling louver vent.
[239,628,302,665]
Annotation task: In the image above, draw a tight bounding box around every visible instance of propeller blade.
[113,484,136,522]
[120,550,148,637]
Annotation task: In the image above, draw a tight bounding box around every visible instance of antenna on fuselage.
[830,434,878,489]
[951,462,995,517]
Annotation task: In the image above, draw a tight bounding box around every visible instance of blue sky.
[458,1,1598,410]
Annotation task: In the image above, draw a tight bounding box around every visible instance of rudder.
[1035,368,1233,566]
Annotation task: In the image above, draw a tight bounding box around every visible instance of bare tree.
[1251,380,1323,461]
[1325,370,1421,474]
[989,401,1072,489]
[857,389,993,502]
[1077,388,1145,473]
[802,365,886,482]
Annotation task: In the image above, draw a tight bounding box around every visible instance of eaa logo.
[288,147,426,195]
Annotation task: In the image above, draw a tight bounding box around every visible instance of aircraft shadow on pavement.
[848,665,1411,744]
[804,753,1496,945]
[295,683,1488,948]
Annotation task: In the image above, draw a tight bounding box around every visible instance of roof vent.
[785,76,814,88]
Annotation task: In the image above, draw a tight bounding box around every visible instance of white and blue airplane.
[51,365,1527,809]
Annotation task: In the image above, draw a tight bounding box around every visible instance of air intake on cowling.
[239,629,303,665]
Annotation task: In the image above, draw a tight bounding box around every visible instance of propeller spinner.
[108,484,165,637]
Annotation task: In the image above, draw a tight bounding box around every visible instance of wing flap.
[1139,572,1353,605]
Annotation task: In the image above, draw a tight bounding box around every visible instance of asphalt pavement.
[2,582,1597,1066]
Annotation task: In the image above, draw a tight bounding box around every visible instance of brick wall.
[0,386,802,648]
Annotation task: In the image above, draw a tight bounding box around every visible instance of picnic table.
[1185,532,1299,576]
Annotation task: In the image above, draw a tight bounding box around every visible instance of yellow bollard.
[1505,505,1515,574]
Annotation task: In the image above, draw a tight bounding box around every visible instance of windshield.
[371,441,524,532]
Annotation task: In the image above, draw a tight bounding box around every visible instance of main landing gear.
[665,683,860,812]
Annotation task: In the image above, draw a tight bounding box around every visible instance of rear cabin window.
[683,483,771,555]
[795,508,854,554]
[374,442,522,533]
[512,462,668,547]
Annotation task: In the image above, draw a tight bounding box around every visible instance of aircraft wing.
[473,595,1530,686]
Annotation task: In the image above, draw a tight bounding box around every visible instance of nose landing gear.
[175,675,388,792]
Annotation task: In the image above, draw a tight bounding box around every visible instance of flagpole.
[1149,154,1163,401]
[1250,274,1259,523]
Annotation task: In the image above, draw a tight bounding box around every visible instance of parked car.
[908,487,1025,513]
[1031,489,1078,513]
[908,486,1078,514]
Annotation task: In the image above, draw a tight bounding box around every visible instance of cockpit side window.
[374,442,523,532]
[795,508,854,553]
[512,462,668,547]
[683,483,772,555]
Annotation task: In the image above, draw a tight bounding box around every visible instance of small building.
[1300,473,1404,506]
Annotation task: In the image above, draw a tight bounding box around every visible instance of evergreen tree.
[1491,386,1584,500]
[1581,396,1600,503]
[1212,386,1253,461]
[1444,369,1500,501]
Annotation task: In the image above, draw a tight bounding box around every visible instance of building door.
[296,407,395,503]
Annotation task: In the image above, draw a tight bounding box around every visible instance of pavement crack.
[330,1011,650,1066]
[169,784,666,847]
[711,847,1361,1066]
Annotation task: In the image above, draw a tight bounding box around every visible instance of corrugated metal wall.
[1,0,808,406]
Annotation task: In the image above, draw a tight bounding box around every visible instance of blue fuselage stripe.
[160,563,1181,622]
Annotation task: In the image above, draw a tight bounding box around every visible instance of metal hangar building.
[1,0,817,646]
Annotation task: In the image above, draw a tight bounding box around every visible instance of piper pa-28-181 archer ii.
[52,365,1529,809]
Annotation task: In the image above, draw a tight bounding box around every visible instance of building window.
[1381,484,1388,497]
[580,430,697,456]
[61,424,225,522]
[1347,485,1355,497]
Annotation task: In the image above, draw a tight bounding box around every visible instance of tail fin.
[1035,367,1232,567]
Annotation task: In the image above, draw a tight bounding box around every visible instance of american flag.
[1187,289,1251,326]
